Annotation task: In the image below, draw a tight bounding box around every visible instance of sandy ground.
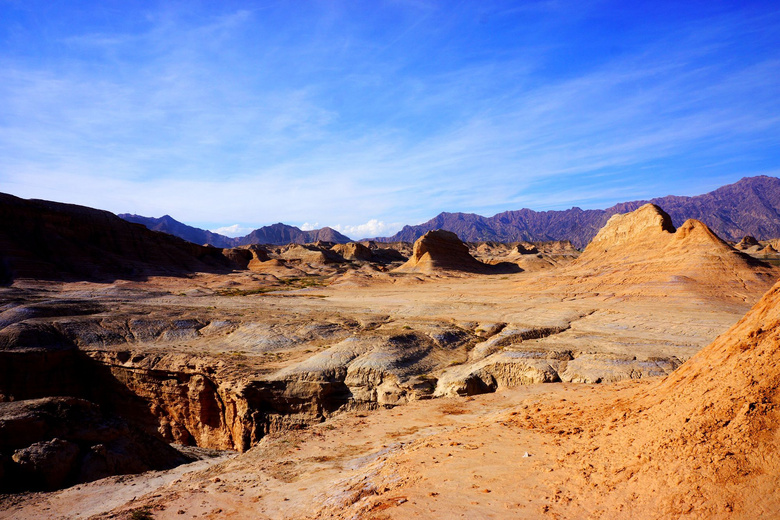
[2,381,642,520]
[3,256,778,520]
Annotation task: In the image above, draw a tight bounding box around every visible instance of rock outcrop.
[560,203,779,300]
[281,244,344,265]
[241,245,272,270]
[735,235,760,250]
[0,193,237,283]
[331,242,374,262]
[394,230,490,274]
[0,397,190,491]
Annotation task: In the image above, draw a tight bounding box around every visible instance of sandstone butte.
[1,196,780,519]
[394,229,493,273]
[524,203,778,302]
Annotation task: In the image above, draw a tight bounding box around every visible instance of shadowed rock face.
[0,397,191,491]
[395,230,491,273]
[0,193,240,283]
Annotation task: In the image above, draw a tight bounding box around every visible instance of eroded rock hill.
[394,230,496,274]
[0,193,242,283]
[544,203,779,301]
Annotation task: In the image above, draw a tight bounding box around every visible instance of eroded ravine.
[1,299,695,458]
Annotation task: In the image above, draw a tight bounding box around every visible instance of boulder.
[0,397,191,491]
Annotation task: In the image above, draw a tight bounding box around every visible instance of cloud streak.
[0,1,778,232]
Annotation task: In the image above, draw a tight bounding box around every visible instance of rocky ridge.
[0,193,244,283]
[379,175,780,247]
[119,214,352,247]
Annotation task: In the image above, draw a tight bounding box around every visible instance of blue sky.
[1,1,778,238]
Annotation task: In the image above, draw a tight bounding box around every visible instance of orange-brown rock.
[735,235,760,250]
[330,242,373,262]
[562,203,779,300]
[281,244,344,265]
[394,230,490,273]
[239,245,271,270]
[516,242,539,254]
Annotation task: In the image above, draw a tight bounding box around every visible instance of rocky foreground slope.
[302,272,780,519]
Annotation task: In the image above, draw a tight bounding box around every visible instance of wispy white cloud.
[332,219,404,239]
[210,224,254,237]
[0,2,778,233]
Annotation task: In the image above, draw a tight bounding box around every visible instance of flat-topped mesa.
[394,230,490,274]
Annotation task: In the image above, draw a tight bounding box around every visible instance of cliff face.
[0,193,237,283]
[380,176,780,248]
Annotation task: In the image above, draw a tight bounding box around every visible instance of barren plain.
[2,202,780,519]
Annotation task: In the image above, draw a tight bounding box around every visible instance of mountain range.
[118,215,351,247]
[378,175,780,248]
[119,176,780,249]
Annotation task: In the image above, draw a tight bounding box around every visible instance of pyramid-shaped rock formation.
[735,235,760,250]
[395,230,490,274]
[563,203,778,300]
